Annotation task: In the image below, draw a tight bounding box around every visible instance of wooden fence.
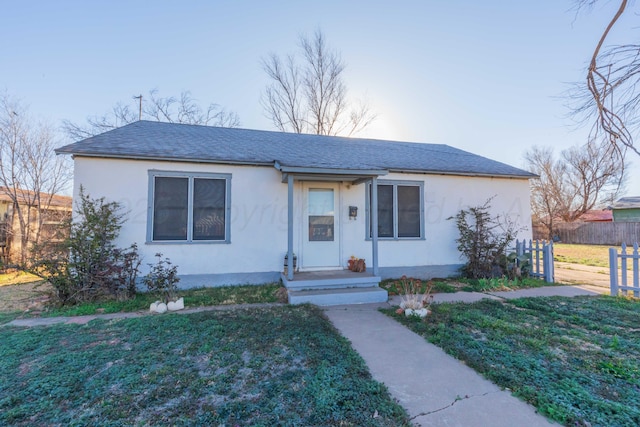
[609,243,640,297]
[515,239,554,283]
[555,222,640,245]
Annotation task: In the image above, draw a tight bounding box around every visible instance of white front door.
[301,183,341,269]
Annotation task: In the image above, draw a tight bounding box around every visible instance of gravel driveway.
[554,261,611,292]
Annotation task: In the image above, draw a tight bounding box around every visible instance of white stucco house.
[56,121,535,304]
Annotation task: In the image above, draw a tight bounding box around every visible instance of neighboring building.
[579,210,613,222]
[612,197,640,222]
[56,121,535,304]
[0,189,72,264]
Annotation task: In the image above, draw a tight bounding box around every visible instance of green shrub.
[31,187,141,305]
[449,197,520,279]
[501,251,531,279]
[142,253,179,303]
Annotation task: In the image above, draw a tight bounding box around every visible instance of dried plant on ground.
[398,276,434,310]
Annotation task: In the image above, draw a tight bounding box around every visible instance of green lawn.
[380,276,557,296]
[34,283,285,318]
[0,311,22,326]
[554,243,611,268]
[0,305,409,426]
[384,296,640,426]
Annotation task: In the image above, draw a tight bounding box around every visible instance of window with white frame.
[148,171,231,242]
[367,180,424,239]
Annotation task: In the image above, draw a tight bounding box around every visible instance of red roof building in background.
[579,210,613,222]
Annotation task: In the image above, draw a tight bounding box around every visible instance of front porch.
[282,269,388,305]
[276,163,390,306]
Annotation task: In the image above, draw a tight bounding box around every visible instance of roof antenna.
[133,94,143,121]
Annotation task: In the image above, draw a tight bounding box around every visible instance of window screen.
[150,173,230,242]
[368,181,422,239]
[397,185,420,237]
[153,177,188,240]
[193,178,226,240]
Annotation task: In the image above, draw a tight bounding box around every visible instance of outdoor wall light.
[349,206,358,220]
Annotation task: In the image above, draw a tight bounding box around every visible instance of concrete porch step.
[288,286,388,306]
[281,272,382,291]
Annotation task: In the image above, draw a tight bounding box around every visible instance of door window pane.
[397,185,420,237]
[309,189,334,241]
[193,178,226,240]
[153,177,188,240]
[308,188,334,215]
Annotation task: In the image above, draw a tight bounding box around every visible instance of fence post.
[546,241,554,283]
[609,247,619,296]
[542,241,548,282]
[535,240,541,278]
[633,243,639,298]
[621,243,628,292]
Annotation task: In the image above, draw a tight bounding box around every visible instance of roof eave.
[275,161,388,176]
[56,151,275,167]
[274,161,388,183]
[387,168,538,180]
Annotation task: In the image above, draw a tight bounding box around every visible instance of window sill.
[145,240,230,245]
[365,237,425,241]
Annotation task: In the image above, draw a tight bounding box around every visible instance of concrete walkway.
[324,285,603,426]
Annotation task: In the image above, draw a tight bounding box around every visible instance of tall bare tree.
[525,140,624,238]
[262,29,375,136]
[62,89,241,140]
[571,0,640,157]
[0,93,72,265]
[526,147,567,238]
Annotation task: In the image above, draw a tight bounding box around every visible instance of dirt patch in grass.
[0,280,52,313]
[0,271,53,323]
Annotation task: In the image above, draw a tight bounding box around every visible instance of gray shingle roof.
[612,197,640,209]
[56,121,536,179]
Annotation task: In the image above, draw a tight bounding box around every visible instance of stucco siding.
[338,173,532,269]
[74,157,532,283]
[74,157,290,278]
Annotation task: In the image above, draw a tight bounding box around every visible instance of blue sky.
[2,0,639,194]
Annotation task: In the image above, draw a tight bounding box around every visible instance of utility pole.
[133,95,143,120]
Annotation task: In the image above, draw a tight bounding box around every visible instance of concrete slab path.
[324,303,558,426]
[489,285,603,299]
[386,284,605,308]
[5,303,283,328]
